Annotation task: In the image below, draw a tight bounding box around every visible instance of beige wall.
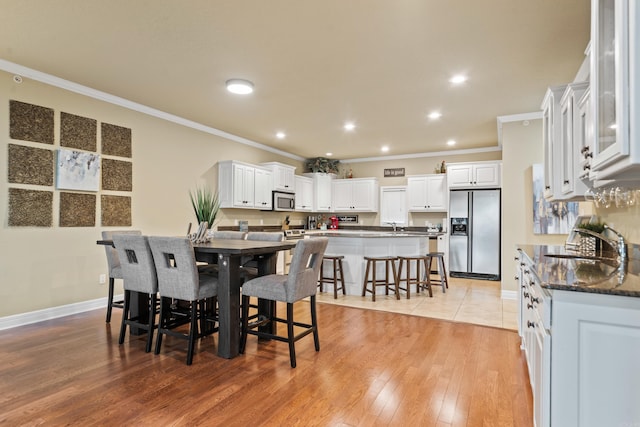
[0,71,304,317]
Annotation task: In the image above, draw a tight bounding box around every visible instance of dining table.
[97,237,297,359]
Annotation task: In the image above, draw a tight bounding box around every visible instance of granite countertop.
[518,244,640,298]
[306,230,444,238]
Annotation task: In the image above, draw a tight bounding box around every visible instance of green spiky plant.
[189,186,220,228]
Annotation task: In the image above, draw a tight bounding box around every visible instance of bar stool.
[397,255,432,299]
[425,252,448,293]
[318,255,346,299]
[361,256,399,301]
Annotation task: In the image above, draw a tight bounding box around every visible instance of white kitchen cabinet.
[218,160,272,209]
[447,161,501,188]
[304,173,334,212]
[294,175,313,212]
[541,85,567,200]
[589,0,640,182]
[551,290,640,427]
[436,233,449,271]
[253,167,273,209]
[577,88,594,181]
[559,81,590,199]
[261,162,296,192]
[407,174,447,211]
[332,178,379,212]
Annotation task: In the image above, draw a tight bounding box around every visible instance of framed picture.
[532,164,579,234]
[56,148,101,191]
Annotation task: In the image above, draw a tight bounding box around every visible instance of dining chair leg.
[106,277,116,323]
[311,295,320,352]
[186,302,198,366]
[118,289,130,344]
[145,293,157,353]
[287,303,296,368]
[239,295,250,354]
[154,298,166,355]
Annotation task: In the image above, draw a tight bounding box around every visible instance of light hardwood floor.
[0,288,532,426]
[317,277,519,331]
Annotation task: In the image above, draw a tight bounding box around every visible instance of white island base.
[311,231,433,296]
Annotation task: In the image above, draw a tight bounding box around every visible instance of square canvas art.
[532,163,579,234]
[56,148,101,191]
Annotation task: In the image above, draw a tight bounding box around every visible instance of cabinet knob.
[563,180,570,184]
[545,186,550,190]
[527,321,536,328]
[527,303,534,310]
[524,292,529,298]
[583,165,591,170]
[532,297,540,304]
[514,275,519,280]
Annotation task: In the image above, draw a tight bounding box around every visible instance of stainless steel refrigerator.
[449,189,501,280]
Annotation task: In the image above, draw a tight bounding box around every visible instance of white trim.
[0,294,122,331]
[346,145,502,163]
[0,59,304,162]
[501,290,518,300]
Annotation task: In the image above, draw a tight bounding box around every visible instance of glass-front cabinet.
[590,0,639,180]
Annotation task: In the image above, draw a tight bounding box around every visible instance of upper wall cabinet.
[218,160,273,209]
[541,85,567,199]
[304,173,334,212]
[332,178,379,212]
[559,82,591,200]
[261,162,296,192]
[407,174,447,211]
[294,175,313,212]
[589,0,640,181]
[447,161,501,188]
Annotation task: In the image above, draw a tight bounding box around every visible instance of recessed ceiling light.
[326,152,333,157]
[381,146,389,152]
[344,122,356,131]
[276,131,286,139]
[449,74,468,85]
[447,139,456,146]
[226,79,254,95]
[428,111,442,120]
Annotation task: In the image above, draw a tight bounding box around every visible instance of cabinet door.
[352,180,378,211]
[407,177,428,210]
[233,163,254,207]
[447,165,473,188]
[473,163,500,187]
[254,168,272,209]
[274,166,295,191]
[294,176,313,211]
[380,186,407,225]
[425,175,447,210]
[314,174,333,211]
[332,180,353,211]
[591,0,631,172]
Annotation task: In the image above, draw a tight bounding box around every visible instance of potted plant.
[189,186,220,229]
[304,157,340,174]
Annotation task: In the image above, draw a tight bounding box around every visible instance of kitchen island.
[308,230,443,295]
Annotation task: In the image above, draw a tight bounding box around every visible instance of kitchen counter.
[518,244,640,297]
[307,230,444,238]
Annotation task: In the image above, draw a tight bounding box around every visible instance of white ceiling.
[0,0,590,161]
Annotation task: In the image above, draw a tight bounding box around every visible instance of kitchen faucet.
[573,225,627,263]
[386,221,397,232]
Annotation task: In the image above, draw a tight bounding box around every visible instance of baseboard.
[0,294,123,331]
[501,290,517,300]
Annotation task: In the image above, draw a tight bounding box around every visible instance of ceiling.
[0,0,590,161]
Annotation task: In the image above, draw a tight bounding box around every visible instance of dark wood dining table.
[97,238,296,359]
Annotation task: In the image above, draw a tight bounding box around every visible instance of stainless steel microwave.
[271,191,295,211]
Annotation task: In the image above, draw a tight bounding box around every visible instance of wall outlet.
[99,274,106,284]
[260,219,264,225]
[234,219,239,225]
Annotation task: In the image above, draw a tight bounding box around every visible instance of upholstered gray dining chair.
[211,230,247,240]
[101,230,142,323]
[112,234,158,353]
[148,236,219,365]
[240,237,328,368]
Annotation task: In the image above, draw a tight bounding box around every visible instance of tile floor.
[316,276,519,330]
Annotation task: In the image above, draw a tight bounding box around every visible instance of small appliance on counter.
[306,215,317,230]
[329,216,339,229]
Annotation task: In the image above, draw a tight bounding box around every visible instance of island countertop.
[517,244,640,298]
[306,230,444,238]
